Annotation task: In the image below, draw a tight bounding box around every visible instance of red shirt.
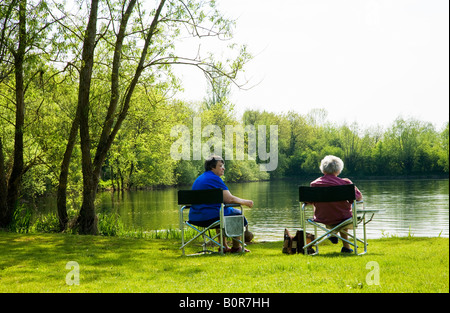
[310,174,362,225]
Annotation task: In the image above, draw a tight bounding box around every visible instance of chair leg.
[180,222,226,255]
[363,215,368,254]
[302,227,308,255]
[181,221,185,256]
[339,227,368,256]
[219,228,224,255]
[303,219,370,255]
[231,237,246,254]
[314,224,319,254]
[181,230,185,256]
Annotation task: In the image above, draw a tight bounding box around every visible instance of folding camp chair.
[178,188,246,256]
[299,184,375,256]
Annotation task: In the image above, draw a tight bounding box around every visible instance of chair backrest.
[178,188,223,205]
[299,184,356,202]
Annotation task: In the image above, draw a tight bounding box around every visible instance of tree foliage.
[0,0,251,231]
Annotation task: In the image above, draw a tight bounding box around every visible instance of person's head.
[319,155,344,176]
[204,155,225,176]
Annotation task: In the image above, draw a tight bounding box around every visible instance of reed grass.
[18,210,195,240]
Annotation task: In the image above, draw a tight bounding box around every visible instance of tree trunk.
[110,164,116,192]
[0,139,9,227]
[56,110,79,231]
[117,166,123,191]
[75,0,99,235]
[1,0,27,228]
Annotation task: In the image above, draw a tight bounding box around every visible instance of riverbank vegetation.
[0,232,448,293]
[1,1,448,234]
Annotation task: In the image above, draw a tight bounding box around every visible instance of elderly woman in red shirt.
[310,155,363,253]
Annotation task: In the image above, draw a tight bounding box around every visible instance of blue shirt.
[189,171,231,222]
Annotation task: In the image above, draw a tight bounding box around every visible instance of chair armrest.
[179,205,191,218]
[301,202,312,211]
[224,203,242,208]
[224,203,244,215]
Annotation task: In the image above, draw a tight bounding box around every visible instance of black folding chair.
[299,184,375,255]
[178,188,245,255]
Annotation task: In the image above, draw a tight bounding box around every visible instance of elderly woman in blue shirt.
[189,155,253,253]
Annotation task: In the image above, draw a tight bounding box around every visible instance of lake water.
[96,179,449,241]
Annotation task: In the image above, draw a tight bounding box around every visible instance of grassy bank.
[0,232,448,293]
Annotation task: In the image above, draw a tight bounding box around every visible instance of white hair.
[319,155,344,175]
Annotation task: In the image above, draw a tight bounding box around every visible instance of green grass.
[0,231,448,293]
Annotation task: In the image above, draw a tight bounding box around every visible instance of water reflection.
[98,179,449,241]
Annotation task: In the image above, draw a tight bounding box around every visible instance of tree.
[52,0,250,233]
[204,75,232,109]
[0,0,56,227]
[338,123,362,174]
[74,0,101,234]
[0,0,26,227]
[107,88,182,190]
[438,122,449,172]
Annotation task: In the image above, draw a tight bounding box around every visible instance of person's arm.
[354,186,363,201]
[223,190,254,208]
[342,178,363,201]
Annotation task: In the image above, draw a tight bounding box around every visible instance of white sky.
[173,0,449,129]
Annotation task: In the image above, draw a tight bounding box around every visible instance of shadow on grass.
[0,231,172,272]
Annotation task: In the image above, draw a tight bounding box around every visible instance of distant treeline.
[86,104,450,188]
[3,82,447,198]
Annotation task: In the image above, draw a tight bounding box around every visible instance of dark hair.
[204,155,224,172]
